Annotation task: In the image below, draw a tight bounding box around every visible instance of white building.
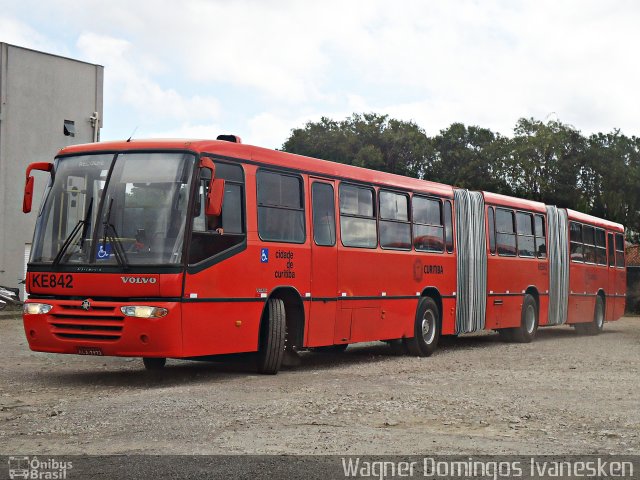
[0,43,103,297]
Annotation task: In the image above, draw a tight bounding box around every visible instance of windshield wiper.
[101,198,129,268]
[79,197,93,250]
[53,197,94,266]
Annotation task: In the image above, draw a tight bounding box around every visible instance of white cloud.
[76,32,220,131]
[5,0,640,143]
[0,16,66,54]
[146,122,223,140]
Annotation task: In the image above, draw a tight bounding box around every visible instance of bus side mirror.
[23,162,53,213]
[206,178,225,217]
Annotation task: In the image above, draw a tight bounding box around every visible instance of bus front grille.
[49,304,124,342]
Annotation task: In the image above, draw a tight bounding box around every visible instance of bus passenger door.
[307,180,338,347]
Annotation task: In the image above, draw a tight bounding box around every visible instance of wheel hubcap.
[421,310,436,344]
[525,305,536,334]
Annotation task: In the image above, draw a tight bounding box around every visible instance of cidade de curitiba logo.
[120,276,157,285]
[8,456,73,479]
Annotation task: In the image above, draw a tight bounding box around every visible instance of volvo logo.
[120,276,157,284]
[81,299,91,311]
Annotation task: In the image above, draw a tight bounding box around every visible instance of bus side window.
[312,182,336,246]
[257,170,305,243]
[444,200,454,253]
[495,208,516,256]
[412,196,444,253]
[569,222,584,262]
[379,190,411,250]
[615,233,625,268]
[516,211,535,258]
[487,207,496,254]
[582,225,596,263]
[535,214,546,258]
[189,161,246,265]
[608,232,615,267]
[595,228,606,265]
[339,184,376,248]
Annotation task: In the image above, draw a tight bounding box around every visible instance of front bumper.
[23,299,182,357]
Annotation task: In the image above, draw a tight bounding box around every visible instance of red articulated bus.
[21,136,627,374]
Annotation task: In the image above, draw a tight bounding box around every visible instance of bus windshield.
[31,152,196,266]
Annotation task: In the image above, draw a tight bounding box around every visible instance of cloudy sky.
[2,0,640,148]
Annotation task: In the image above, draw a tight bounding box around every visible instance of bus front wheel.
[257,298,286,374]
[403,297,440,357]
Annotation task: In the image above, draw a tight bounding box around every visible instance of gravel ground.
[1,315,639,456]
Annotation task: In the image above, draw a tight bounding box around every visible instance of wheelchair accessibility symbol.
[260,248,269,263]
[96,243,112,260]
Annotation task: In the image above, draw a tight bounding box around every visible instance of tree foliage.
[282,113,640,240]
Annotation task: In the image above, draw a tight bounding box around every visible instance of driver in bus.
[207,213,224,235]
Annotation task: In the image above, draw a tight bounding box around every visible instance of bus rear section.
[566,209,626,333]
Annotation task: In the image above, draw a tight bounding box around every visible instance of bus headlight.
[24,303,53,315]
[120,306,169,318]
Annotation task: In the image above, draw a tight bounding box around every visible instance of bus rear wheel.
[511,294,538,343]
[576,295,605,336]
[257,298,286,374]
[143,357,166,370]
[403,297,440,357]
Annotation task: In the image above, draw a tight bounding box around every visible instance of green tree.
[584,131,640,239]
[506,118,585,209]
[282,113,431,178]
[428,123,512,194]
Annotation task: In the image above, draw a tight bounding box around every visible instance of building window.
[339,184,377,248]
[496,208,516,256]
[412,196,444,253]
[379,190,411,250]
[257,170,305,243]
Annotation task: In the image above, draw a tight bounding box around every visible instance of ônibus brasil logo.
[8,456,73,479]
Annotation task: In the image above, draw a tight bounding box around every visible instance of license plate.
[77,346,103,356]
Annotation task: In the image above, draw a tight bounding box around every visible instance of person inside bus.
[207,213,224,235]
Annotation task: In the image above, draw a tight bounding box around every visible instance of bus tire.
[257,298,286,374]
[403,297,440,357]
[143,357,166,370]
[577,296,605,336]
[512,294,538,343]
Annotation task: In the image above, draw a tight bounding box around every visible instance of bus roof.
[481,191,547,213]
[57,139,455,198]
[57,139,624,231]
[566,208,624,232]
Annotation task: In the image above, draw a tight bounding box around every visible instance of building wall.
[0,43,103,293]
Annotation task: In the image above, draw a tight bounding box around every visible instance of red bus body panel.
[22,139,626,360]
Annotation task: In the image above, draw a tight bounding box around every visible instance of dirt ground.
[0,315,638,456]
